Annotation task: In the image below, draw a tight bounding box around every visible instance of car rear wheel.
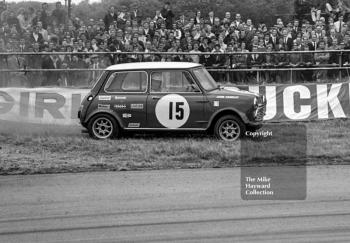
[214,115,245,141]
[88,114,120,139]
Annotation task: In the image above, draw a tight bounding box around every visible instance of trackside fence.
[1,50,350,87]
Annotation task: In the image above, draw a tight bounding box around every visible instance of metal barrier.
[0,50,349,86]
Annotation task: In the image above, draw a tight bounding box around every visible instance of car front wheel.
[214,115,245,141]
[88,114,120,139]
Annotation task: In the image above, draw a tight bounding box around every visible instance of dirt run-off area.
[0,119,349,175]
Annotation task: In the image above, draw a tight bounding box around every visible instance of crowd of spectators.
[1,0,350,87]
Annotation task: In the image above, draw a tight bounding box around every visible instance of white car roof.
[106,62,202,71]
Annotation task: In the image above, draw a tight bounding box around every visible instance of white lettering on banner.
[0,88,89,125]
[317,84,346,119]
[0,83,349,126]
[264,86,277,120]
[283,85,311,120]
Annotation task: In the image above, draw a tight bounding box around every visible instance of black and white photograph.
[0,0,350,242]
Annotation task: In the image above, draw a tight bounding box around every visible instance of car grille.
[255,105,266,121]
[256,95,264,104]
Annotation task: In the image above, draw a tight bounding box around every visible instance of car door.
[103,71,148,128]
[146,70,206,129]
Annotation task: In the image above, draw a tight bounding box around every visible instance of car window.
[151,71,200,93]
[105,71,147,92]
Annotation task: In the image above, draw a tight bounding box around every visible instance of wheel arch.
[84,110,123,129]
[207,108,246,133]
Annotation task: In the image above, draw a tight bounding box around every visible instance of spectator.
[39,3,49,29]
[88,54,104,85]
[117,5,128,29]
[6,42,28,87]
[0,1,7,22]
[201,46,214,67]
[69,54,89,86]
[189,41,202,63]
[334,14,345,32]
[30,26,44,45]
[262,44,276,82]
[0,38,9,87]
[275,48,290,83]
[308,34,319,51]
[289,43,302,82]
[18,37,29,52]
[225,43,235,81]
[130,3,142,25]
[301,44,315,82]
[37,21,48,41]
[314,40,330,81]
[104,6,117,31]
[4,0,350,87]
[26,42,43,87]
[233,45,249,83]
[295,0,311,21]
[42,51,61,86]
[247,45,265,83]
[17,8,30,31]
[7,11,20,33]
[248,45,264,67]
[311,1,323,23]
[205,11,215,26]
[160,2,174,29]
[232,13,242,28]
[281,28,294,51]
[211,44,226,80]
[27,7,36,26]
[51,2,66,26]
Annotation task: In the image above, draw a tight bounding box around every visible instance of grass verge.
[0,119,349,175]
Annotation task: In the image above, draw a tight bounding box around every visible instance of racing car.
[78,62,266,141]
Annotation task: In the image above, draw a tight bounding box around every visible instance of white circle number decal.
[155,94,190,129]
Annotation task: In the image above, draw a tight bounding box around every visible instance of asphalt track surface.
[0,166,349,243]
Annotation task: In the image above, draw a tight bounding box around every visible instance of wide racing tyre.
[214,115,245,141]
[88,114,120,139]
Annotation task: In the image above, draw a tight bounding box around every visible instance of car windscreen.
[192,67,218,91]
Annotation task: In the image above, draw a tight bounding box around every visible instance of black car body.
[78,62,266,141]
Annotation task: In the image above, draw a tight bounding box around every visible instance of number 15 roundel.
[155,94,190,129]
